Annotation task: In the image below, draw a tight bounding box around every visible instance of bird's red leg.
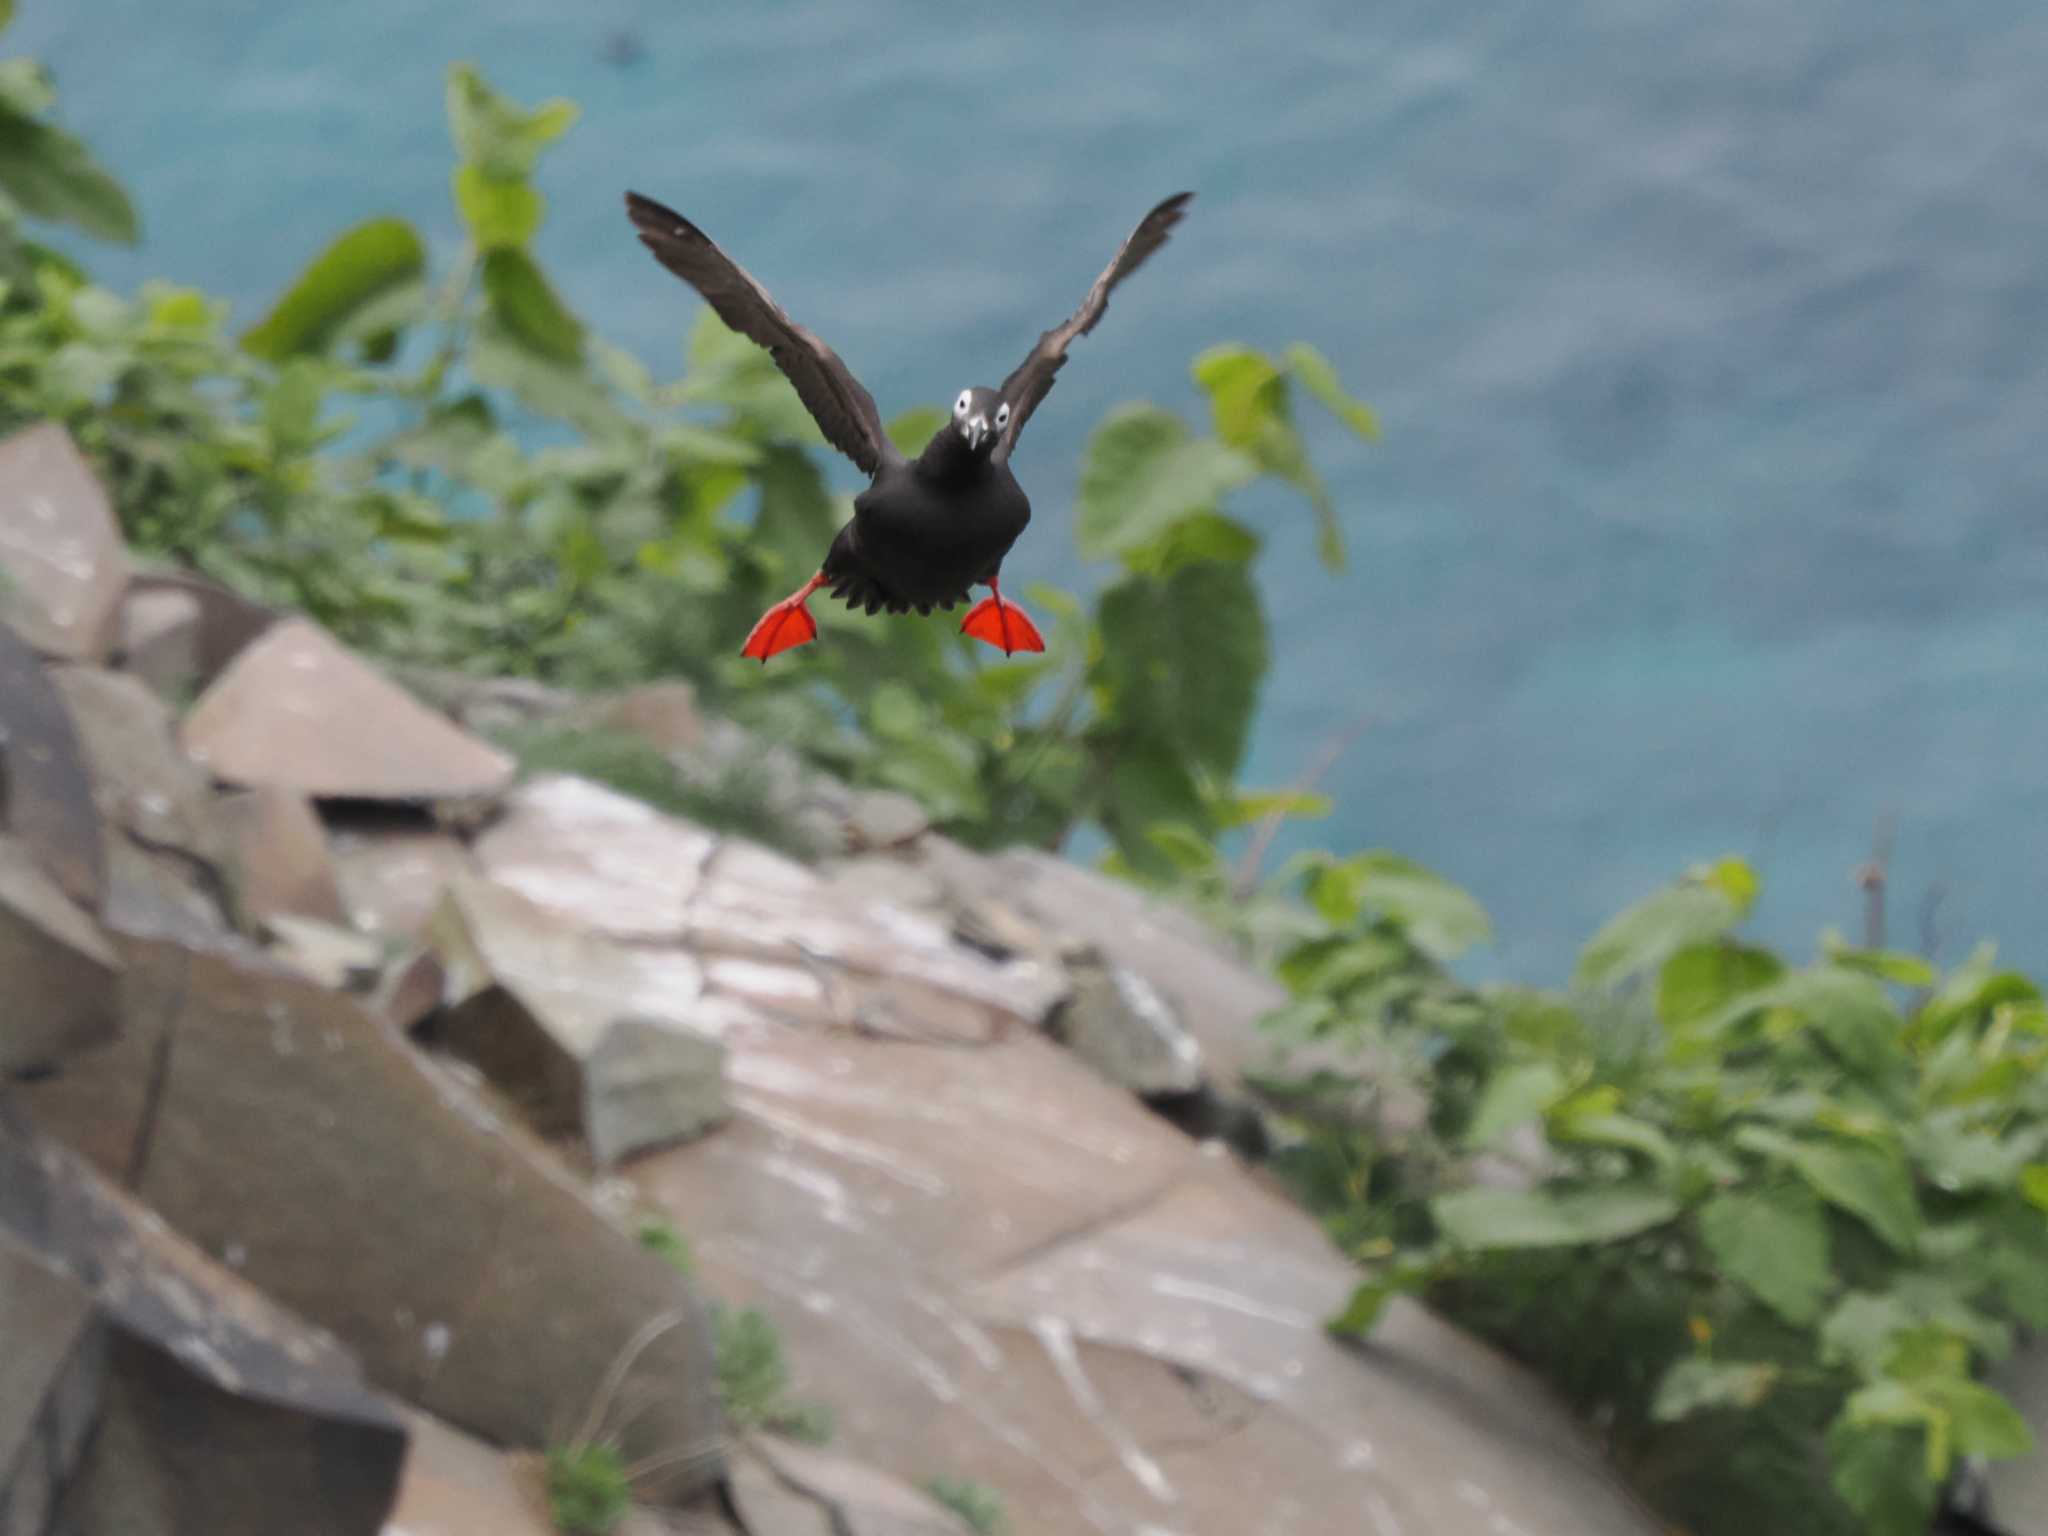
[741,572,827,662]
[959,577,1046,656]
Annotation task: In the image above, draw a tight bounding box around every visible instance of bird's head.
[950,387,1009,456]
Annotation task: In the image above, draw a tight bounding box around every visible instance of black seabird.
[625,188,1194,660]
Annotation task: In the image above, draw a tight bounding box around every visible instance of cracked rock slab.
[16,936,725,1499]
[472,774,718,939]
[0,423,128,662]
[179,619,515,800]
[737,1436,973,1536]
[430,875,727,1163]
[0,1108,408,1536]
[631,988,1658,1536]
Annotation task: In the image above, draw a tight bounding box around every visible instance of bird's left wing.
[992,192,1194,465]
[627,192,898,476]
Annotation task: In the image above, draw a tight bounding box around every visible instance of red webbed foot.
[741,573,826,662]
[959,582,1046,656]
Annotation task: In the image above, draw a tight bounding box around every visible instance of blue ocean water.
[18,2,2048,982]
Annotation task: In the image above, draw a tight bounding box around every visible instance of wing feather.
[993,192,1194,464]
[626,191,896,476]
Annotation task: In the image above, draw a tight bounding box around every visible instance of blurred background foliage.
[0,22,2040,1536]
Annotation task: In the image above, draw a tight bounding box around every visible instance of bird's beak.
[961,414,989,451]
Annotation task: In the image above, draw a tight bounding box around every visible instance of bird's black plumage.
[624,188,1193,654]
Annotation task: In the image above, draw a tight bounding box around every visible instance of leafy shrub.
[544,1442,631,1535]
[1267,856,2046,1536]
[0,31,1368,873]
[922,1475,1008,1534]
[712,1304,833,1443]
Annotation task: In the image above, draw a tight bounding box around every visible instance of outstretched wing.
[626,191,897,476]
[992,192,1194,465]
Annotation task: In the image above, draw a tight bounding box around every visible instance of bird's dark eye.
[955,393,970,416]
[995,404,1011,428]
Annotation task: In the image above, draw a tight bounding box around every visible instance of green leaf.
[481,247,583,363]
[1918,944,2041,1039]
[1698,855,1761,915]
[1283,341,1380,440]
[0,107,139,243]
[1825,1419,1937,1536]
[1548,1111,1678,1168]
[0,59,53,118]
[1191,344,1344,567]
[1466,1063,1568,1148]
[886,405,945,457]
[1827,944,1937,988]
[1075,404,1257,562]
[1213,788,1333,830]
[1657,941,1783,1028]
[1576,880,1742,990]
[453,164,543,249]
[243,217,426,361]
[1306,851,1492,960]
[1924,1377,2032,1462]
[1325,1259,1434,1338]
[1736,1128,1920,1250]
[1094,561,1266,777]
[1701,967,1906,1076]
[1698,1182,1831,1324]
[2022,1165,2048,1213]
[1431,1184,1679,1250]
[446,63,577,179]
[1650,1358,1780,1422]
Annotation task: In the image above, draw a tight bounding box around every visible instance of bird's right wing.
[626,191,897,476]
[992,191,1194,465]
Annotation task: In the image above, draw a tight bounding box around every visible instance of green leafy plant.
[634,1215,694,1277]
[0,57,1365,874]
[1269,857,2046,1536]
[713,1304,833,1444]
[544,1442,632,1536]
[922,1475,1008,1534]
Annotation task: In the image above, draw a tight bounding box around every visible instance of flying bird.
[625,188,1194,661]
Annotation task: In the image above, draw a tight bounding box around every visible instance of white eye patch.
[954,391,972,417]
[994,402,1011,430]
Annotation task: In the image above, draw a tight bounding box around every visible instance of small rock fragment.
[116,585,204,701]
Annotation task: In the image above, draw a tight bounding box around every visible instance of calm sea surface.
[20,1,2048,980]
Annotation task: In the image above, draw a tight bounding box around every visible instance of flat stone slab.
[633,1010,1660,1536]
[473,774,718,940]
[0,832,121,1072]
[17,936,725,1499]
[0,619,104,911]
[0,422,129,661]
[331,822,474,942]
[180,618,514,800]
[0,1107,408,1535]
[431,875,727,1163]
